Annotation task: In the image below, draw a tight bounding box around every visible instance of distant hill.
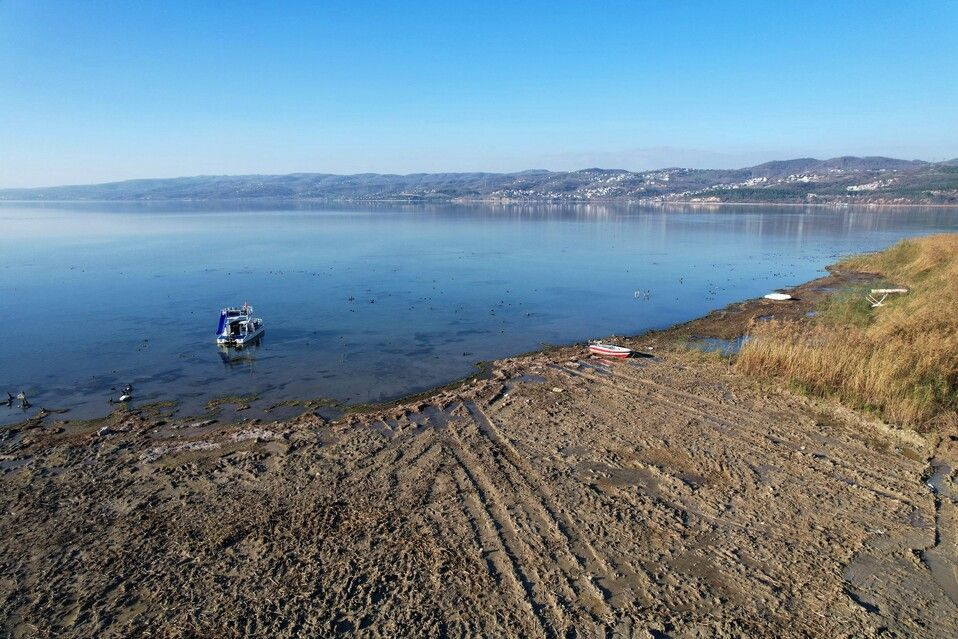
[2,156,956,205]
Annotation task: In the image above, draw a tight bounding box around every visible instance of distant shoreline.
[2,198,958,208]
[2,156,956,206]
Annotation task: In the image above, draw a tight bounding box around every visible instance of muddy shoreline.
[2,268,956,637]
[341,265,878,416]
[0,265,869,431]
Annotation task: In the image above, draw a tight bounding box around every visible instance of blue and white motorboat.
[216,303,265,347]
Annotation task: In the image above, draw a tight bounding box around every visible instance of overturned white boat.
[216,303,264,347]
[763,292,793,301]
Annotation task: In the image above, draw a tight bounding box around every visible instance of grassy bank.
[735,234,958,430]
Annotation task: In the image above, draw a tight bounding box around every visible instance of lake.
[2,201,957,425]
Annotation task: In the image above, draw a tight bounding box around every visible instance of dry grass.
[735,234,958,429]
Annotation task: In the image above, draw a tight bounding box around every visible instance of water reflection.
[217,338,262,370]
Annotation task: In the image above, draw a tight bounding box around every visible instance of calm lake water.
[2,201,957,424]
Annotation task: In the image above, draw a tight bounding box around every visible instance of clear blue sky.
[1,0,956,187]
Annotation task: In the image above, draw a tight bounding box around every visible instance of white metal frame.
[866,288,908,307]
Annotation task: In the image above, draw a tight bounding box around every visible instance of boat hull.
[588,344,631,358]
[217,326,265,346]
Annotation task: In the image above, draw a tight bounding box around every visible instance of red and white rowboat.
[588,343,631,359]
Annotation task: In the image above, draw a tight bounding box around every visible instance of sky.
[1,0,957,188]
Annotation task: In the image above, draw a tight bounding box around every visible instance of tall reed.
[735,234,958,429]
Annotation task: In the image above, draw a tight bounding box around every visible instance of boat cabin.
[216,303,265,346]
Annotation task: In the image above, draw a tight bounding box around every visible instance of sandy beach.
[4,1,957,636]
[2,269,956,638]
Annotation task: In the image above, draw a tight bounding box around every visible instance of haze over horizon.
[2,0,957,188]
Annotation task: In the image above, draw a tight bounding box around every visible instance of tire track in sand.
[558,364,919,507]
[628,370,919,492]
[442,429,566,637]
[465,401,618,623]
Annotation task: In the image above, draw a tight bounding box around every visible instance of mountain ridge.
[2,156,956,205]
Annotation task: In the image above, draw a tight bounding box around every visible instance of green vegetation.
[136,400,179,418]
[206,395,259,411]
[816,284,878,328]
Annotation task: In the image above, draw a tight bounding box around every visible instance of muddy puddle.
[685,335,750,356]
[0,456,32,474]
[922,462,958,606]
[366,402,465,439]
